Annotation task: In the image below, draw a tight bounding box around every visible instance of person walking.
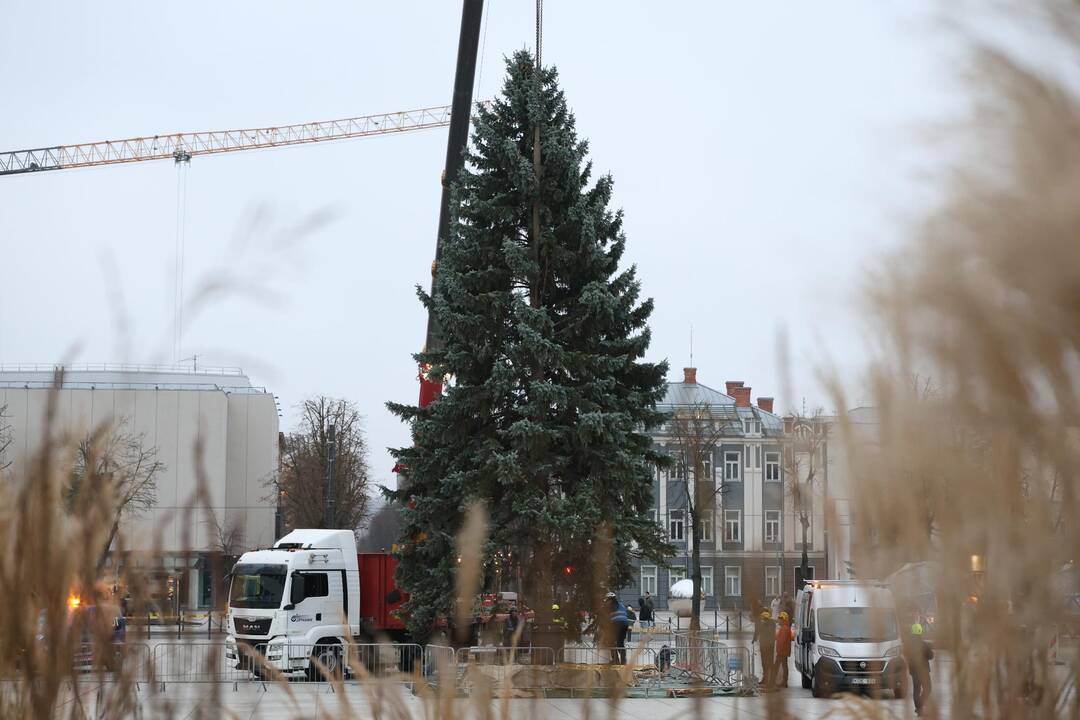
[774,611,794,687]
[625,603,637,644]
[640,592,655,629]
[753,609,777,689]
[903,622,934,716]
[603,592,630,664]
[770,595,781,620]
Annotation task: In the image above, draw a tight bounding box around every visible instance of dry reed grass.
[817,5,1080,718]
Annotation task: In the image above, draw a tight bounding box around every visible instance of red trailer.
[357,553,409,640]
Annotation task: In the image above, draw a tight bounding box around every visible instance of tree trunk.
[96,514,123,575]
[690,514,701,634]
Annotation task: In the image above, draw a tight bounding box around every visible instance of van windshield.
[817,607,898,642]
[229,564,287,609]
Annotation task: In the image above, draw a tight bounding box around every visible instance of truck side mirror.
[290,574,306,605]
[801,628,814,644]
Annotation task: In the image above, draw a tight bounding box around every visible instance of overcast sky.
[1,2,976,489]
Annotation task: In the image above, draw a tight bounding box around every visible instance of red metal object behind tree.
[358,553,407,633]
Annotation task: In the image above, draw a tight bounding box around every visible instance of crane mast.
[418,0,485,409]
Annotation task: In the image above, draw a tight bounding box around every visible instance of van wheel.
[801,672,812,689]
[811,671,830,698]
[309,642,343,681]
[892,678,907,699]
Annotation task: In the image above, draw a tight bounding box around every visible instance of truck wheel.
[801,672,812,689]
[309,643,343,682]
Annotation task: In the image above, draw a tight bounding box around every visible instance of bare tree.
[66,422,163,573]
[0,404,12,473]
[203,508,245,612]
[206,509,245,557]
[668,402,731,633]
[782,410,829,585]
[273,396,372,533]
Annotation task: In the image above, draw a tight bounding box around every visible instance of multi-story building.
[0,364,279,611]
[621,368,827,611]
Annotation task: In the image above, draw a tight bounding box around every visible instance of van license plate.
[851,677,877,685]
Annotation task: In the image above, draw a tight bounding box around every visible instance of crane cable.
[476,0,494,97]
[530,0,544,302]
[535,0,543,71]
[173,157,190,362]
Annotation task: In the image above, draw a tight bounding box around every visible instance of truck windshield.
[817,607,898,642]
[229,564,287,609]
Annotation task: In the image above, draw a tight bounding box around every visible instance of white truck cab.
[225,529,361,678]
[793,580,907,698]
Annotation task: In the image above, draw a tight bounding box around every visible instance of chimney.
[733,386,751,408]
[725,380,744,397]
[683,367,697,384]
[757,397,774,413]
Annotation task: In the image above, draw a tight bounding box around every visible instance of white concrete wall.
[0,382,278,555]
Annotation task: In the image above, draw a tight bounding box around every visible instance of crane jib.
[0,106,457,176]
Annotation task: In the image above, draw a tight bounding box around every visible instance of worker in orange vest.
[774,611,794,688]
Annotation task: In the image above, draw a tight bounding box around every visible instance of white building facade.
[0,364,279,609]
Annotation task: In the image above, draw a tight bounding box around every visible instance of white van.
[793,580,907,698]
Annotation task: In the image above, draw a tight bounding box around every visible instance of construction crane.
[0,105,454,176]
[0,0,485,417]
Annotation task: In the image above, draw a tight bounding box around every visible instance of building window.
[669,509,685,541]
[702,454,713,479]
[743,418,761,436]
[745,444,751,468]
[698,509,713,542]
[674,459,687,480]
[755,445,762,468]
[765,510,781,543]
[724,452,741,481]
[641,565,657,596]
[701,566,714,596]
[765,452,780,482]
[724,510,742,542]
[669,566,686,587]
[765,566,781,598]
[725,566,742,597]
[198,567,212,609]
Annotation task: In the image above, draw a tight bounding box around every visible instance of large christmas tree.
[388,51,669,638]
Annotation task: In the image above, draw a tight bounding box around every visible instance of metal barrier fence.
[671,632,755,691]
[84,639,753,695]
[424,644,457,688]
[151,641,430,685]
[558,646,657,667]
[456,646,556,667]
[71,642,152,681]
